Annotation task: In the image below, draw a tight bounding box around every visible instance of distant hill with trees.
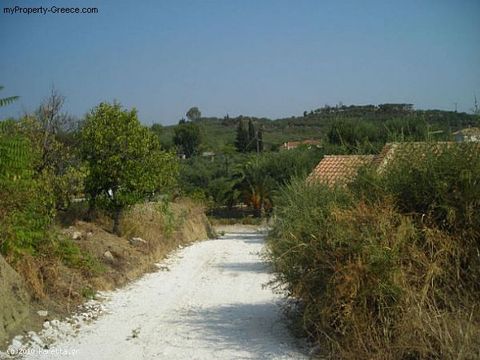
[153,103,479,153]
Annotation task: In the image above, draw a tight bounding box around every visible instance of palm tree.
[241,156,274,216]
[0,86,19,107]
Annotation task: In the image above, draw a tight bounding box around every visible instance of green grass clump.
[55,237,105,276]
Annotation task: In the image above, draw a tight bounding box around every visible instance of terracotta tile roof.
[307,155,375,186]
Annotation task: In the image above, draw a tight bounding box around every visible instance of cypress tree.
[235,120,249,152]
[257,127,263,152]
[247,119,256,151]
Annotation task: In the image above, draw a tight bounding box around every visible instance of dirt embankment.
[0,256,31,346]
[0,199,214,350]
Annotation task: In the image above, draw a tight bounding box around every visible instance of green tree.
[80,102,176,235]
[240,156,275,215]
[17,89,82,209]
[0,122,55,256]
[257,127,264,152]
[186,107,201,122]
[234,120,249,153]
[150,123,163,138]
[247,119,256,152]
[1,90,55,256]
[173,120,201,158]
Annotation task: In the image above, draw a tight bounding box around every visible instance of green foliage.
[16,89,83,211]
[155,200,176,237]
[0,85,19,107]
[81,286,96,300]
[179,146,325,213]
[234,120,249,152]
[327,117,430,153]
[268,144,480,358]
[55,237,104,276]
[20,114,84,210]
[235,119,262,153]
[238,147,326,212]
[240,156,276,213]
[381,144,480,233]
[157,104,479,153]
[80,102,178,234]
[0,121,55,257]
[173,120,201,157]
[150,123,163,137]
[179,154,243,207]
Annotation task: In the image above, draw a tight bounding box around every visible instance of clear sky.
[1,0,479,124]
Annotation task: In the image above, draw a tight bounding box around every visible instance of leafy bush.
[381,143,480,234]
[268,144,480,359]
[0,122,55,257]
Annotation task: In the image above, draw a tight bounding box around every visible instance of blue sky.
[1,0,479,124]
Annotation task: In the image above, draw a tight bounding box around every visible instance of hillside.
[155,104,479,152]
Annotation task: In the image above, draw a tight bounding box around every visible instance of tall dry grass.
[267,144,480,359]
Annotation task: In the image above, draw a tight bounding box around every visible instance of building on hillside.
[453,127,480,142]
[282,139,321,150]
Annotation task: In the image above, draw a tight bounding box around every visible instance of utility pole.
[454,102,458,113]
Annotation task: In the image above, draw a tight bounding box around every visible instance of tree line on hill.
[153,102,479,155]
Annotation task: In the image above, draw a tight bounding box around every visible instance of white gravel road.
[6,226,307,360]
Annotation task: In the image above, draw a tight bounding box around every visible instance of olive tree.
[80,102,177,235]
[173,120,201,158]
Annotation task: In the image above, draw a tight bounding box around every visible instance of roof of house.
[307,155,376,185]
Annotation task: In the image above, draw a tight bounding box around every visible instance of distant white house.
[453,127,480,142]
[201,151,215,161]
[282,139,321,150]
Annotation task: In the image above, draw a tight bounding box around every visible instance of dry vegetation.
[267,144,480,359]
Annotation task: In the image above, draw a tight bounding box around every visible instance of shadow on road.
[215,261,271,274]
[215,233,266,245]
[168,302,306,358]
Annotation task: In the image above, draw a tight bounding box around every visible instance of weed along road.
[19,226,307,360]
